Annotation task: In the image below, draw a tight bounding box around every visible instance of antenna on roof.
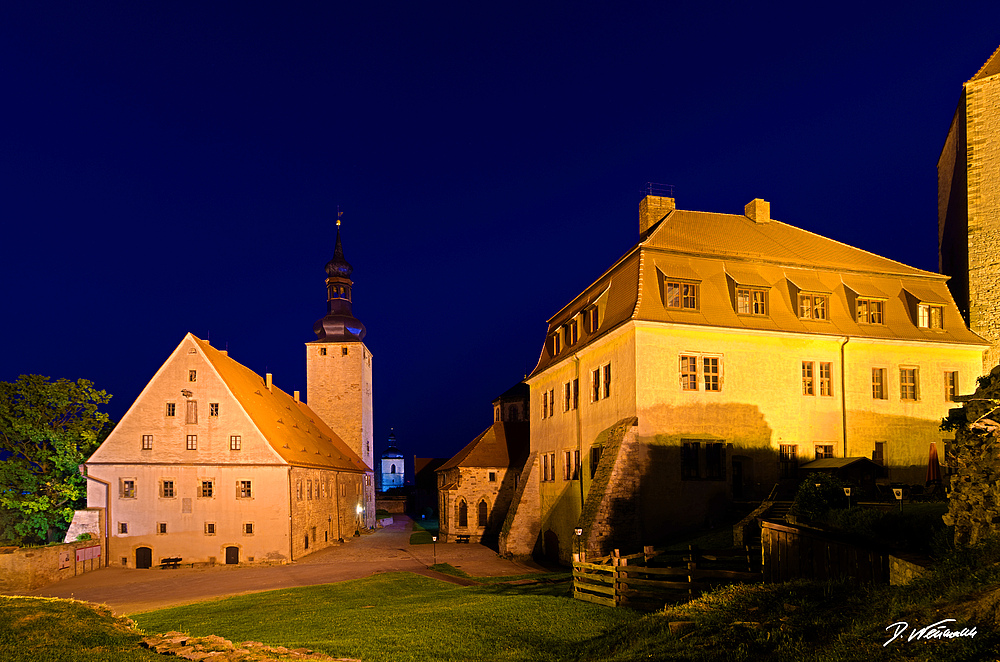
[643,182,675,197]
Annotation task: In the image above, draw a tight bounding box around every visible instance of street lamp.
[893,487,904,514]
[574,527,583,563]
[843,487,852,509]
[355,504,362,537]
[431,536,437,566]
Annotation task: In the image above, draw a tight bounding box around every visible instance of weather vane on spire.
[336,206,343,228]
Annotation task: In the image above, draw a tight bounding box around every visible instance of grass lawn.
[132,571,638,661]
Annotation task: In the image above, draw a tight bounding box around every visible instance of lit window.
[919,304,944,329]
[141,434,153,450]
[900,368,919,401]
[165,403,176,417]
[665,281,699,310]
[703,357,720,391]
[857,298,885,324]
[209,403,219,417]
[230,435,241,450]
[189,370,197,382]
[802,362,814,396]
[736,288,768,316]
[186,435,197,450]
[779,444,798,478]
[120,479,136,499]
[205,522,216,535]
[945,371,958,401]
[160,480,175,498]
[200,480,213,498]
[551,332,562,357]
[680,356,698,390]
[819,362,833,397]
[238,480,253,499]
[798,294,828,320]
[565,320,579,346]
[815,444,834,460]
[872,368,887,400]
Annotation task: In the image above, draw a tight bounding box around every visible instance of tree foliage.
[0,375,113,544]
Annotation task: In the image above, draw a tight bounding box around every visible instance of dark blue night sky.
[2,2,999,461]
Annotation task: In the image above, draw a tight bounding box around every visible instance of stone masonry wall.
[578,417,640,559]
[499,452,540,557]
[0,535,106,593]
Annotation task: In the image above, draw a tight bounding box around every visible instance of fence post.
[688,544,699,599]
[643,545,654,565]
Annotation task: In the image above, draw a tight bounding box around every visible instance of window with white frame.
[815,444,834,460]
[141,434,153,450]
[680,354,723,392]
[160,480,175,498]
[237,480,253,499]
[819,362,833,397]
[186,434,197,450]
[200,480,213,498]
[872,368,888,400]
[900,367,920,401]
[918,303,944,329]
[945,371,958,401]
[230,435,241,450]
[736,287,768,316]
[857,298,885,324]
[120,479,136,499]
[802,362,815,396]
[665,280,699,310]
[798,293,828,320]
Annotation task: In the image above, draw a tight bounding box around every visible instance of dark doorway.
[225,546,239,565]
[732,460,744,500]
[543,529,560,563]
[136,546,152,569]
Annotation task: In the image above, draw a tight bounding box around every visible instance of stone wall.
[578,417,640,560]
[499,452,540,557]
[0,536,106,593]
[376,496,407,514]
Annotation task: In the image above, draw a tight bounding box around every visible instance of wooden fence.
[572,545,762,609]
[760,519,889,584]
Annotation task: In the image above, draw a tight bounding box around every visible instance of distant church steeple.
[313,215,366,342]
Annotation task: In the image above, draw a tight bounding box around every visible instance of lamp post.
[574,527,583,563]
[355,504,362,537]
[843,487,852,510]
[431,536,437,566]
[893,487,904,514]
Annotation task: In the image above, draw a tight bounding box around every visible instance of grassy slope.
[0,596,162,662]
[133,572,637,662]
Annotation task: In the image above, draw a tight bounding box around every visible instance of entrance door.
[136,547,152,569]
[225,546,239,565]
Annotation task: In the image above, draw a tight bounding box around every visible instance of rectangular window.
[307,480,313,500]
[592,368,600,401]
[186,434,197,450]
[186,400,198,424]
[320,347,327,356]
[244,522,254,535]
[945,371,958,401]
[565,320,578,346]
[873,441,885,466]
[680,355,698,390]
[230,435,241,450]
[488,471,497,482]
[603,364,611,399]
[141,434,153,450]
[703,357,720,392]
[802,361,814,396]
[779,444,798,479]
[165,402,176,417]
[586,306,599,333]
[572,378,579,410]
[918,304,944,329]
[157,522,167,535]
[681,441,700,479]
[160,480,175,498]
[549,453,556,482]
[666,281,699,310]
[238,480,252,499]
[564,382,571,412]
[857,298,885,324]
[297,480,303,500]
[551,332,562,356]
[200,480,213,498]
[573,449,580,480]
[205,522,216,535]
[542,453,549,482]
[209,403,219,417]
[119,522,128,534]
[342,346,349,356]
[189,370,197,382]
[736,287,768,316]
[564,451,572,480]
[798,293,829,320]
[900,367,919,401]
[815,444,834,460]
[590,446,602,479]
[819,362,833,397]
[120,479,136,499]
[706,443,724,480]
[872,368,887,400]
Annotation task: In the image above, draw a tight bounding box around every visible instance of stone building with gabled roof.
[501,194,987,563]
[438,385,529,544]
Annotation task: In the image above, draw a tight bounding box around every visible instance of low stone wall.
[889,553,932,586]
[0,537,106,593]
[376,496,407,514]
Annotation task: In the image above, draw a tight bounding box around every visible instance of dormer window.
[736,288,767,316]
[918,303,944,329]
[798,294,828,320]
[585,305,599,333]
[551,332,562,356]
[564,320,579,346]
[665,281,699,311]
[857,298,885,325]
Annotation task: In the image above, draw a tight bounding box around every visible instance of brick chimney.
[639,195,676,236]
[745,198,770,224]
[266,373,273,391]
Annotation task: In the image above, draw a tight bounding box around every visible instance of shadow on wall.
[481,469,520,549]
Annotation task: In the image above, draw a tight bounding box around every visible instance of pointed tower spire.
[313,212,366,341]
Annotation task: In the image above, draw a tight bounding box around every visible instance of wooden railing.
[572,545,762,609]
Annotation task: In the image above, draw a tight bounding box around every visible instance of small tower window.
[342,347,349,356]
[320,347,327,356]
[189,370,197,382]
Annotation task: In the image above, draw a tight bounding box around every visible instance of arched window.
[458,500,468,527]
[390,464,396,474]
[478,499,488,527]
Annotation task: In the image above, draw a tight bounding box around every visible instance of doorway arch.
[225,546,239,565]
[135,546,152,569]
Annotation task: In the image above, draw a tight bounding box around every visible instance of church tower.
[939,44,1000,371]
[306,217,375,525]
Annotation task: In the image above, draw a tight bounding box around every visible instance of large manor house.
[76,44,1000,568]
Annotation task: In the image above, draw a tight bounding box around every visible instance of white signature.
[884,619,977,646]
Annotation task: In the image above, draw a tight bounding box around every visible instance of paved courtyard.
[21,516,545,615]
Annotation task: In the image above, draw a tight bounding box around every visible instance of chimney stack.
[745,198,770,224]
[293,390,300,403]
[266,373,273,391]
[639,195,676,236]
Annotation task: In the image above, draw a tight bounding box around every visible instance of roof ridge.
[970,42,1000,82]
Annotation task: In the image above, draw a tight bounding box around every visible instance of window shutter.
[118,479,124,498]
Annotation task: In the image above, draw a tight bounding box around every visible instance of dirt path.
[19,516,544,615]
